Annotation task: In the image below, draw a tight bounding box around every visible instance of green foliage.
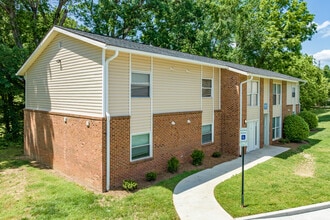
[299,111,318,130]
[278,138,290,144]
[122,180,138,191]
[167,157,179,173]
[145,172,157,181]
[191,149,205,166]
[283,115,309,142]
[212,151,221,158]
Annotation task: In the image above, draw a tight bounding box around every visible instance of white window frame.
[202,124,213,144]
[272,117,281,140]
[202,78,213,98]
[273,83,282,105]
[131,72,150,98]
[247,81,259,106]
[131,132,152,161]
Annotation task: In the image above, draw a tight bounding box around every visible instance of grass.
[215,110,330,217]
[0,142,198,219]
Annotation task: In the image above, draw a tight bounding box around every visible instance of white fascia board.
[106,45,229,70]
[249,73,303,83]
[16,27,107,76]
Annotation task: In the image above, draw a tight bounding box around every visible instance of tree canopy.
[0,0,328,138]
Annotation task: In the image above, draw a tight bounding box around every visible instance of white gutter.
[239,75,253,155]
[103,49,119,191]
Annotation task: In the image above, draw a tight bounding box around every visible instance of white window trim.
[273,83,282,106]
[131,72,151,98]
[130,132,153,162]
[272,117,281,140]
[247,81,259,107]
[202,124,213,144]
[202,78,213,98]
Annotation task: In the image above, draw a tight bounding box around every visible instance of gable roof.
[17,26,304,83]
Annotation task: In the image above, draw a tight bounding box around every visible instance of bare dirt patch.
[0,168,27,200]
[294,152,315,178]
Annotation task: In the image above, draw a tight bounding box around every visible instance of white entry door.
[247,121,259,152]
[264,114,269,146]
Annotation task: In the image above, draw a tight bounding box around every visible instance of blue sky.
[302,0,330,68]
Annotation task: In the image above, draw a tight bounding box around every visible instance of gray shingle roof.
[57,26,303,82]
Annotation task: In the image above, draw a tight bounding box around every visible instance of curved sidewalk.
[173,146,290,220]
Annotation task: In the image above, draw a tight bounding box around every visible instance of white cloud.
[316,21,330,38]
[314,50,330,61]
[317,21,330,31]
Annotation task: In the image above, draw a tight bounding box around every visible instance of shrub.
[145,172,157,181]
[278,138,290,144]
[191,149,205,166]
[212,151,221,158]
[122,180,138,191]
[167,157,179,173]
[283,115,309,142]
[299,111,318,130]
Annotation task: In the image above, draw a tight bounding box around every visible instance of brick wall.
[24,109,106,192]
[220,70,242,156]
[109,111,222,189]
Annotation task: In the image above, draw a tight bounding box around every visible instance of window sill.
[130,156,153,164]
[202,142,214,147]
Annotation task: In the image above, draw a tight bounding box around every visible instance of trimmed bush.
[299,111,318,130]
[167,157,179,173]
[122,180,138,191]
[283,115,309,142]
[212,151,221,158]
[191,149,205,166]
[145,172,157,181]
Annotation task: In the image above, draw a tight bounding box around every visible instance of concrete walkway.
[173,146,290,220]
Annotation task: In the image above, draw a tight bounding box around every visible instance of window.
[292,87,296,98]
[202,124,212,144]
[272,117,281,139]
[202,79,212,97]
[131,73,150,97]
[247,81,259,106]
[131,133,150,161]
[273,84,281,105]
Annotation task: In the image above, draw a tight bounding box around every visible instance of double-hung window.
[131,73,150,97]
[202,79,212,97]
[292,87,296,98]
[247,81,258,106]
[202,124,212,144]
[273,84,281,105]
[131,133,151,161]
[272,117,281,139]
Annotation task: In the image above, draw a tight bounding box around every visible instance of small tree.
[283,115,309,142]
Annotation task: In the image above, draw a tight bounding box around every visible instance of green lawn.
[0,142,197,219]
[215,110,330,217]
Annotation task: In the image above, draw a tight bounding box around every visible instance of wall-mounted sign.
[264,103,268,110]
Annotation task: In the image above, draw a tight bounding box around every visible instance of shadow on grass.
[275,138,321,160]
[318,113,330,122]
[0,138,29,170]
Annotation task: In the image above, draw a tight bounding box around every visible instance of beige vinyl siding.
[202,66,214,124]
[108,52,130,116]
[25,34,103,116]
[131,54,151,72]
[287,82,299,105]
[130,54,152,133]
[203,66,213,79]
[247,106,259,120]
[153,58,201,113]
[202,99,213,124]
[263,79,270,114]
[214,68,220,110]
[131,99,151,133]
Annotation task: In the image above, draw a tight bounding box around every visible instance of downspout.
[239,75,253,155]
[103,49,119,191]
